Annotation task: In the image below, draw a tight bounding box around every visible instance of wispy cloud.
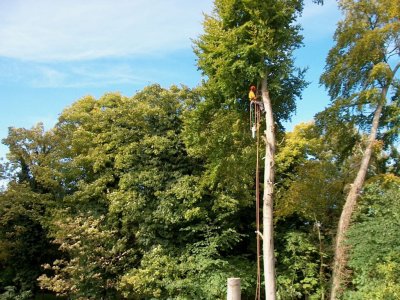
[0,0,340,89]
[0,57,197,88]
[29,63,148,88]
[0,0,213,62]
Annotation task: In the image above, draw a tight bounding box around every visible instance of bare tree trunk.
[261,77,276,300]
[330,94,385,299]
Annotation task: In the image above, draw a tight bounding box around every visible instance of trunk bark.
[261,77,276,300]
[330,90,386,299]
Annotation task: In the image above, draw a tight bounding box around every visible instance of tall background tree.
[318,0,400,298]
[192,0,307,297]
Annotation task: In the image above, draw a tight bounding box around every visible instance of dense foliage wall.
[0,0,398,299]
[1,85,398,300]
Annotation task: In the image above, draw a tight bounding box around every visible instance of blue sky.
[0,0,341,160]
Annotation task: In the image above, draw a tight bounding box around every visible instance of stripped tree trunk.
[330,89,387,299]
[261,77,276,300]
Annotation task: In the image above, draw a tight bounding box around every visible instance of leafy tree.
[38,214,130,299]
[274,122,363,299]
[109,85,256,299]
[275,123,353,225]
[276,230,323,299]
[0,184,55,296]
[35,84,259,299]
[2,124,61,195]
[37,86,182,298]
[318,0,400,297]
[192,1,307,297]
[344,176,400,299]
[35,91,143,298]
[0,124,60,296]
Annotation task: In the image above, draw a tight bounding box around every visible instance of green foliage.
[4,2,398,298]
[0,183,56,296]
[275,123,355,225]
[2,124,61,194]
[193,0,307,123]
[318,2,399,295]
[39,85,199,298]
[0,286,32,300]
[189,1,310,295]
[0,162,5,181]
[321,0,399,97]
[21,84,258,299]
[276,231,324,299]
[273,123,376,298]
[38,214,132,299]
[120,245,255,300]
[318,0,400,140]
[344,178,400,299]
[0,123,61,296]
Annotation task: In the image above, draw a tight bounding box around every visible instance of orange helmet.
[250,85,256,91]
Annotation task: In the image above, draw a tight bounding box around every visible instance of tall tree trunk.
[261,77,276,299]
[330,89,387,299]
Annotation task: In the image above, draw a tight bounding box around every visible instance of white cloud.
[0,0,213,62]
[28,63,146,88]
[0,0,341,89]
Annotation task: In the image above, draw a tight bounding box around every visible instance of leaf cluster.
[193,0,307,123]
[344,177,400,299]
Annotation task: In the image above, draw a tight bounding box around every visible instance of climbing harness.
[250,101,261,139]
[250,100,262,300]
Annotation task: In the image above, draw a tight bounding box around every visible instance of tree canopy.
[0,0,399,299]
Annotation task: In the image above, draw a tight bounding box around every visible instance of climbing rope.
[250,102,255,137]
[250,101,262,300]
